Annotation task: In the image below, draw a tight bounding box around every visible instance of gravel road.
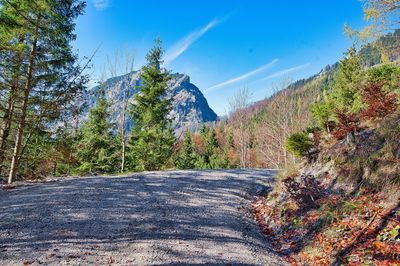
[0,170,287,265]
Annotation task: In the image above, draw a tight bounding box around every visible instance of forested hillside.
[177,29,399,171]
[248,2,400,264]
[252,55,400,263]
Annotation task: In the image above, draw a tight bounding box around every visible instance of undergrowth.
[253,112,400,265]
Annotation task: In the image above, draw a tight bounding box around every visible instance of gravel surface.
[0,169,287,265]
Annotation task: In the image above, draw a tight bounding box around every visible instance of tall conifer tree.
[128,39,175,171]
[0,0,87,183]
[176,130,196,169]
[76,97,117,174]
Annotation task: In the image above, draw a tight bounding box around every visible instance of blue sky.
[74,0,366,116]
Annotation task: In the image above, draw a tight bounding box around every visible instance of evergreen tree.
[209,150,229,169]
[127,39,175,171]
[0,0,87,183]
[331,47,364,113]
[76,97,117,174]
[204,127,218,157]
[195,126,227,169]
[285,132,314,158]
[200,126,217,167]
[311,47,364,133]
[226,130,235,148]
[310,89,336,132]
[194,155,207,169]
[176,130,196,169]
[51,130,80,176]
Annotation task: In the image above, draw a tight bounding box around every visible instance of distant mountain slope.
[84,71,218,131]
[245,29,400,123]
[220,30,400,169]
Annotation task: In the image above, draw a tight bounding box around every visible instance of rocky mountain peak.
[83,70,218,132]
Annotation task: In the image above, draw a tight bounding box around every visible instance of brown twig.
[334,212,378,265]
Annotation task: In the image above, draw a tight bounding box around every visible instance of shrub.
[360,82,398,120]
[332,110,361,140]
[285,132,314,157]
[282,174,323,209]
[311,101,336,132]
[366,64,400,92]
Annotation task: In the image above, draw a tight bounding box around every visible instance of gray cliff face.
[84,71,218,131]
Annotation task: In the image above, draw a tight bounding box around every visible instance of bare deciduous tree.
[106,50,135,173]
[256,77,318,169]
[229,88,252,169]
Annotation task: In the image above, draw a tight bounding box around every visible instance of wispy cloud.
[93,0,110,10]
[164,18,223,65]
[205,59,279,93]
[261,63,310,81]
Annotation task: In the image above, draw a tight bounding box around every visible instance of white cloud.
[93,0,110,10]
[261,63,310,81]
[205,59,279,93]
[164,18,223,65]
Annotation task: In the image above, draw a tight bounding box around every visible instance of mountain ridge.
[83,70,218,132]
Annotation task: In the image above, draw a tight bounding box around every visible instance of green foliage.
[76,97,118,174]
[390,225,399,239]
[18,129,55,179]
[285,132,314,157]
[366,64,400,93]
[192,126,228,169]
[226,130,235,148]
[127,39,176,171]
[311,90,336,132]
[201,126,218,161]
[176,130,196,169]
[310,48,400,134]
[209,149,229,169]
[175,127,230,170]
[194,155,207,169]
[0,0,87,181]
[51,131,80,176]
[331,47,364,113]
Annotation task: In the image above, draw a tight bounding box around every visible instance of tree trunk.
[120,91,128,173]
[0,42,24,173]
[0,87,17,171]
[121,139,126,173]
[239,120,246,169]
[8,19,39,184]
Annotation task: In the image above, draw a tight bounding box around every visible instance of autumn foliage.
[332,110,361,140]
[361,82,398,120]
[282,174,323,209]
[253,179,400,265]
[331,81,398,140]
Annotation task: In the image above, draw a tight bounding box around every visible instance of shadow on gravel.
[0,169,277,263]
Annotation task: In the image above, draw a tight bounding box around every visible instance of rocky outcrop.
[83,71,218,132]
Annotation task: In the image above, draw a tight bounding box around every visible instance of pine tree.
[76,97,117,174]
[0,0,87,183]
[176,130,196,169]
[209,150,229,169]
[200,126,216,167]
[311,47,364,133]
[226,130,235,148]
[331,47,364,113]
[127,39,176,171]
[0,5,25,174]
[195,126,225,169]
[310,89,336,132]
